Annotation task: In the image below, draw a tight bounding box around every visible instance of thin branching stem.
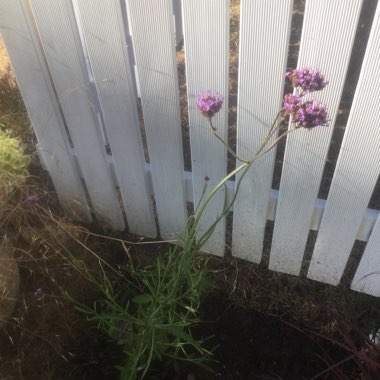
[192,119,300,250]
[208,118,249,163]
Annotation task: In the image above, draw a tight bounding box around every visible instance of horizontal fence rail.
[1,0,379,297]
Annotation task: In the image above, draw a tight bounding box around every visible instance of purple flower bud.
[204,175,210,182]
[282,94,302,115]
[286,68,328,93]
[26,194,39,204]
[296,99,329,129]
[196,91,224,118]
[34,288,43,300]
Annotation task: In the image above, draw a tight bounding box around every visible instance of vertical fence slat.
[29,0,125,229]
[0,0,91,222]
[269,0,363,275]
[74,0,156,237]
[231,0,293,263]
[351,216,380,297]
[182,0,229,256]
[125,0,187,239]
[308,4,380,286]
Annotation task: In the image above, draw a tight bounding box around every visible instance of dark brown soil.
[191,298,356,380]
[52,295,361,380]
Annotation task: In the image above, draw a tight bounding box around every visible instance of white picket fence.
[1,0,379,296]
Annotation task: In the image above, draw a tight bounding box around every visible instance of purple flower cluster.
[196,91,224,118]
[286,68,328,93]
[282,95,328,128]
[296,99,329,129]
[282,68,329,128]
[195,68,329,130]
[282,94,302,116]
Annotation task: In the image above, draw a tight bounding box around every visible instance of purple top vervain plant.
[286,67,328,93]
[296,99,329,129]
[190,68,329,259]
[196,91,224,118]
[282,68,329,129]
[197,68,329,132]
[282,94,302,116]
[282,95,329,128]
[195,67,329,172]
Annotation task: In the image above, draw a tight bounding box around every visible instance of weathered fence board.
[182,0,230,256]
[74,0,156,237]
[269,0,363,275]
[351,216,380,297]
[126,0,187,239]
[29,0,125,229]
[0,0,91,222]
[308,3,380,285]
[231,0,293,263]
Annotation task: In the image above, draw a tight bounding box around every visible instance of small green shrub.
[62,242,214,380]
[0,129,29,200]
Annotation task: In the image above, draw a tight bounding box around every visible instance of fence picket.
[29,0,125,230]
[125,0,187,239]
[0,0,91,222]
[182,0,230,256]
[308,4,380,285]
[74,0,156,237]
[231,0,293,263]
[269,0,363,275]
[351,216,380,297]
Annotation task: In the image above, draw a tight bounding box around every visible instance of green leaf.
[132,293,153,304]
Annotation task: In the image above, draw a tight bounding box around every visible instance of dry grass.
[0,37,33,149]
[0,36,11,75]
[0,196,126,379]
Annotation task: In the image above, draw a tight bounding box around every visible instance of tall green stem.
[207,118,249,163]
[192,120,298,250]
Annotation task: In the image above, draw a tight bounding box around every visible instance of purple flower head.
[296,99,329,129]
[196,91,224,118]
[26,194,39,204]
[282,94,302,116]
[286,68,328,93]
[34,288,43,300]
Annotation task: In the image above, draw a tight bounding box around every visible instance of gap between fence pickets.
[37,144,378,242]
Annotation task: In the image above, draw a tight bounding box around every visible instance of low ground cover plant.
[58,235,214,380]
